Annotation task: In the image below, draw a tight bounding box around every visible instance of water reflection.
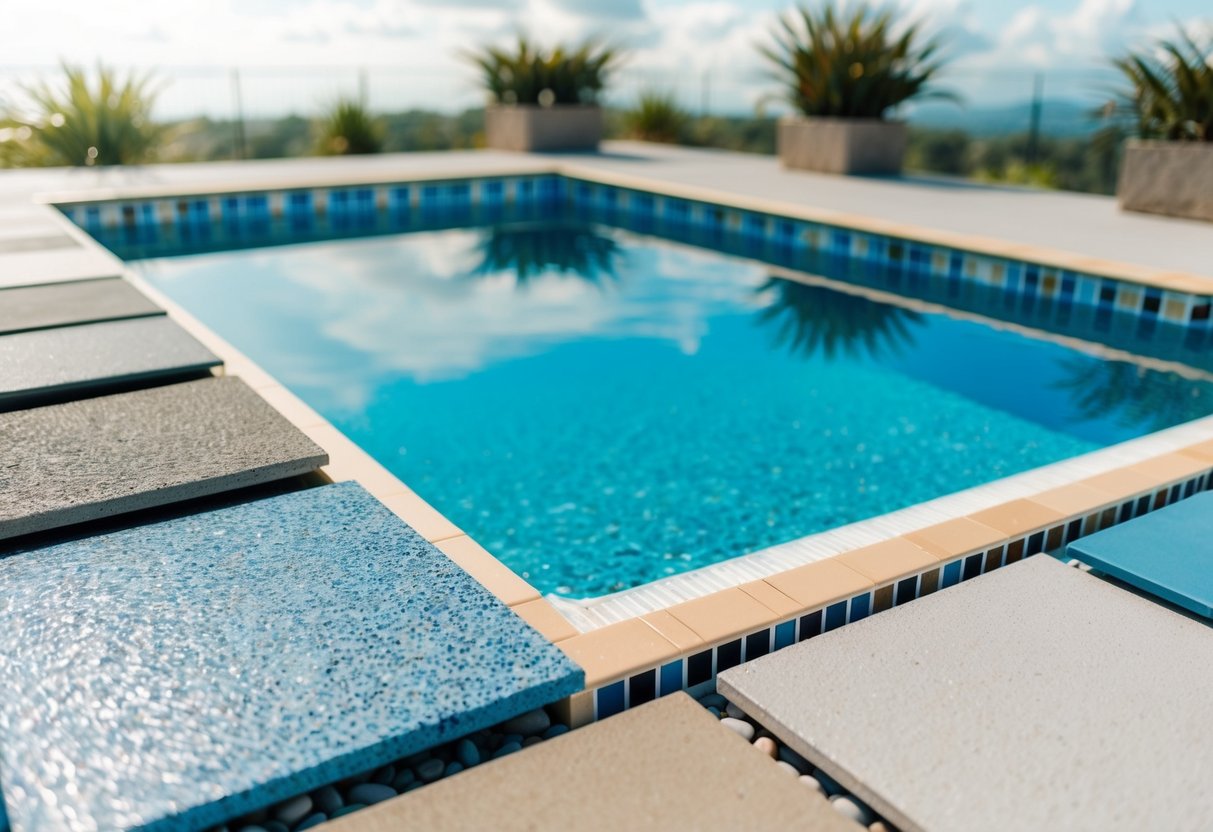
[471,221,622,286]
[1052,357,1213,434]
[756,275,923,361]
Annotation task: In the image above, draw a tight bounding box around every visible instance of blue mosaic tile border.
[59,173,1213,331]
[586,467,1212,722]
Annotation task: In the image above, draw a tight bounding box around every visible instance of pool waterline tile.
[0,482,582,832]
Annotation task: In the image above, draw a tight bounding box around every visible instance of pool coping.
[20,157,1213,728]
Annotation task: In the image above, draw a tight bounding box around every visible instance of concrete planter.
[777,117,907,175]
[484,105,603,153]
[1118,140,1213,223]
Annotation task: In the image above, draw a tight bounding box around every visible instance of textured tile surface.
[0,482,582,832]
[0,277,161,335]
[0,376,327,540]
[1068,491,1213,617]
[325,693,861,832]
[719,556,1213,832]
[0,316,218,408]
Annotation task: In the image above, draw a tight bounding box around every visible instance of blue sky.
[2,0,1209,117]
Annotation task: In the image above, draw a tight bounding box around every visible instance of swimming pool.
[122,209,1213,598]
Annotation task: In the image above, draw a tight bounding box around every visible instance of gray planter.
[777,117,907,175]
[1118,140,1213,223]
[484,104,603,153]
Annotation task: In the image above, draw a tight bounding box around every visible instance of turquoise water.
[134,222,1213,597]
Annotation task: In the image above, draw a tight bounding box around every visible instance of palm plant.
[1052,358,1213,433]
[1109,23,1213,142]
[471,221,621,285]
[759,3,952,119]
[756,275,922,360]
[317,96,383,155]
[466,36,620,106]
[624,90,690,143]
[0,62,165,166]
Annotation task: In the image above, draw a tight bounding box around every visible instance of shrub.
[1110,23,1213,141]
[317,97,382,155]
[0,62,165,166]
[466,36,620,106]
[623,90,690,143]
[759,3,952,119]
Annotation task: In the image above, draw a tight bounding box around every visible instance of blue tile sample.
[1067,490,1213,618]
[0,482,582,832]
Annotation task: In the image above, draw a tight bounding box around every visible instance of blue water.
[135,222,1213,597]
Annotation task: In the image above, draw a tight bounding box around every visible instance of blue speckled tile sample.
[1067,491,1213,618]
[0,482,582,832]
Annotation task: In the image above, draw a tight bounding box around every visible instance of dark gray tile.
[0,482,582,832]
[0,316,219,409]
[0,375,328,540]
[0,277,162,335]
[718,556,1213,832]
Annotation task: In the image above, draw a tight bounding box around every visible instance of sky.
[1,0,1209,118]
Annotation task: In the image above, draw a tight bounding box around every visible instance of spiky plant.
[0,62,165,166]
[466,36,621,106]
[1110,23,1213,142]
[317,97,383,155]
[471,221,621,285]
[624,90,690,143]
[759,3,953,119]
[1051,358,1213,433]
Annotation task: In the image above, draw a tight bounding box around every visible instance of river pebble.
[295,814,327,831]
[720,717,755,741]
[416,758,445,783]
[831,796,875,826]
[774,761,800,777]
[752,736,778,758]
[725,702,747,720]
[349,783,396,806]
[313,785,342,816]
[799,775,825,797]
[777,745,810,772]
[542,724,569,739]
[391,768,415,791]
[698,692,727,709]
[273,795,312,828]
[457,738,480,767]
[500,708,551,736]
[493,741,522,759]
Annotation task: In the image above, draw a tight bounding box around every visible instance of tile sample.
[325,693,861,832]
[1067,490,1213,617]
[0,482,583,832]
[719,556,1213,832]
[0,316,219,408]
[0,376,328,540]
[0,277,161,335]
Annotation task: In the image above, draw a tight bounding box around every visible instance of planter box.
[1118,140,1213,223]
[778,117,907,175]
[485,105,603,153]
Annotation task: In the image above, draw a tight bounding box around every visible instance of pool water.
[134,221,1213,597]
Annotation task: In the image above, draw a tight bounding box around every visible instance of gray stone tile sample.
[718,556,1213,832]
[326,693,861,832]
[0,315,219,408]
[0,375,328,541]
[0,482,583,832]
[0,277,162,335]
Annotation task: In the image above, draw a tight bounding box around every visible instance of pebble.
[416,758,445,783]
[774,761,800,777]
[752,736,778,759]
[799,775,825,797]
[869,823,892,832]
[814,770,843,796]
[501,733,524,747]
[698,692,727,709]
[348,783,397,806]
[370,765,395,786]
[777,745,811,773]
[391,768,416,791]
[273,795,313,828]
[263,823,288,832]
[493,741,522,759]
[500,708,551,736]
[720,717,755,741]
[542,724,569,739]
[830,795,874,826]
[444,762,464,777]
[331,804,365,819]
[725,702,747,720]
[523,736,543,748]
[402,781,423,793]
[295,814,327,831]
[706,706,722,719]
[313,785,342,816]
[457,738,480,767]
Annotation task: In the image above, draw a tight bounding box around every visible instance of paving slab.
[325,693,860,832]
[1067,491,1213,618]
[0,375,328,541]
[0,245,124,288]
[718,556,1213,832]
[0,315,218,408]
[0,277,162,335]
[0,481,583,832]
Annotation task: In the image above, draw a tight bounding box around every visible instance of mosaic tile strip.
[0,376,327,541]
[0,482,583,832]
[0,277,162,336]
[717,556,1213,832]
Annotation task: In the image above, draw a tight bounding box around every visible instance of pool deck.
[2,142,1213,830]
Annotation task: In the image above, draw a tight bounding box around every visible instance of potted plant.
[467,36,620,153]
[759,3,951,175]
[1110,25,1213,222]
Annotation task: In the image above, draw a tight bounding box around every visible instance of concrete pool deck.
[2,142,1213,829]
